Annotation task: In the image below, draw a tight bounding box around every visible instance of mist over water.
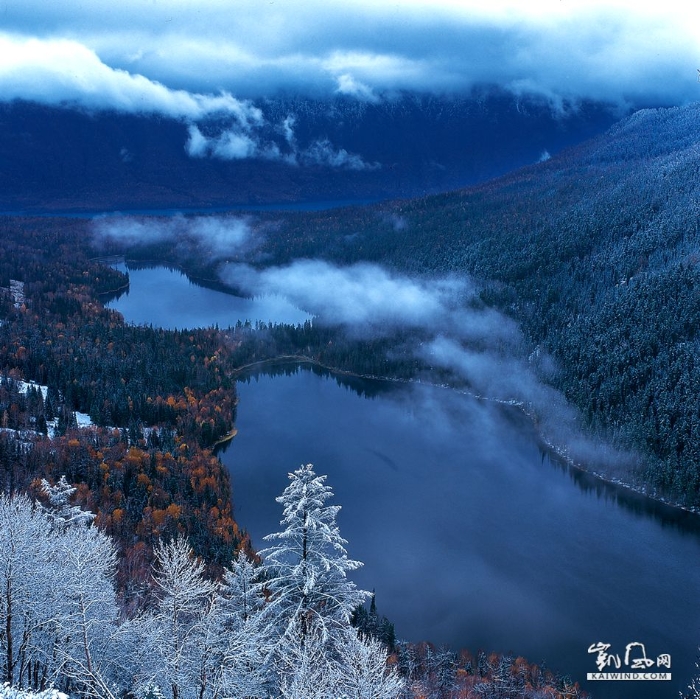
[223,257,635,473]
[223,368,700,699]
[102,259,700,699]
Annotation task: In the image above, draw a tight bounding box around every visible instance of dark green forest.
[0,215,592,698]
[142,102,700,509]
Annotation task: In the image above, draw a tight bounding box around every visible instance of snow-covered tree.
[138,538,217,699]
[2,468,404,699]
[260,464,369,648]
[219,550,265,629]
[53,524,125,699]
[0,493,58,688]
[334,627,405,699]
[0,492,123,697]
[276,624,404,699]
[683,651,700,699]
[41,476,95,529]
[215,551,269,699]
[276,623,340,699]
[0,687,68,699]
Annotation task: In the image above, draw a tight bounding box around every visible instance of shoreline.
[213,428,238,447]
[229,353,700,520]
[88,256,698,521]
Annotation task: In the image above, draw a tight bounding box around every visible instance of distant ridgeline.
[0,91,616,211]
[221,102,700,508]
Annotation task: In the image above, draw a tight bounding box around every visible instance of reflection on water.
[548,454,700,536]
[106,264,311,330]
[102,263,700,699]
[222,366,700,699]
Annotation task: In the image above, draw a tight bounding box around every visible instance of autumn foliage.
[0,217,249,597]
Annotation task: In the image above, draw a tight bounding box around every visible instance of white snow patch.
[1,685,68,699]
[13,378,93,433]
[9,280,25,308]
[75,411,93,428]
[16,380,49,400]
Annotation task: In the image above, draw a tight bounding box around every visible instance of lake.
[111,264,700,699]
[106,264,311,329]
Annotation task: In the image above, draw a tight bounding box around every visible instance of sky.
[0,0,697,124]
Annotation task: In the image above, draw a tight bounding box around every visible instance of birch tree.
[53,524,125,699]
[139,537,216,699]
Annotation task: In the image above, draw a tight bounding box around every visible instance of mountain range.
[0,90,617,210]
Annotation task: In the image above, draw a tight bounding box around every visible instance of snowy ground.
[15,378,94,437]
[1,687,67,699]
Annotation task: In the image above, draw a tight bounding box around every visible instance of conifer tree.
[211,551,270,699]
[41,476,95,528]
[260,464,368,645]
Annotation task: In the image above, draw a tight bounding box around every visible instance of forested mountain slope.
[0,92,615,210]
[256,102,700,505]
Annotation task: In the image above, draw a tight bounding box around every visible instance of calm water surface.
[106,264,310,329]
[109,265,700,699]
[221,368,700,699]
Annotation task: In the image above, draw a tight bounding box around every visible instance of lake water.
[106,264,311,329]
[109,264,700,699]
[222,367,700,699]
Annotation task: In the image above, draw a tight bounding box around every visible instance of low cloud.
[222,257,633,472]
[185,125,271,161]
[383,213,408,231]
[423,335,560,406]
[421,336,634,472]
[281,115,297,147]
[185,122,378,170]
[301,139,380,171]
[224,259,521,348]
[335,74,379,103]
[93,215,254,259]
[223,260,482,333]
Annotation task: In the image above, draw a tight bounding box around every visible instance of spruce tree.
[260,464,368,644]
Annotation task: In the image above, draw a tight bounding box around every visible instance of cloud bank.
[0,35,261,123]
[0,2,697,111]
[223,260,515,339]
[93,215,255,259]
[222,258,633,470]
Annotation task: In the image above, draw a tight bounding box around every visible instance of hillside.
[0,91,616,211]
[229,102,700,506]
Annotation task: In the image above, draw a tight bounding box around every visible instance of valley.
[1,100,699,699]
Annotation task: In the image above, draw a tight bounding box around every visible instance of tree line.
[1,466,586,699]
